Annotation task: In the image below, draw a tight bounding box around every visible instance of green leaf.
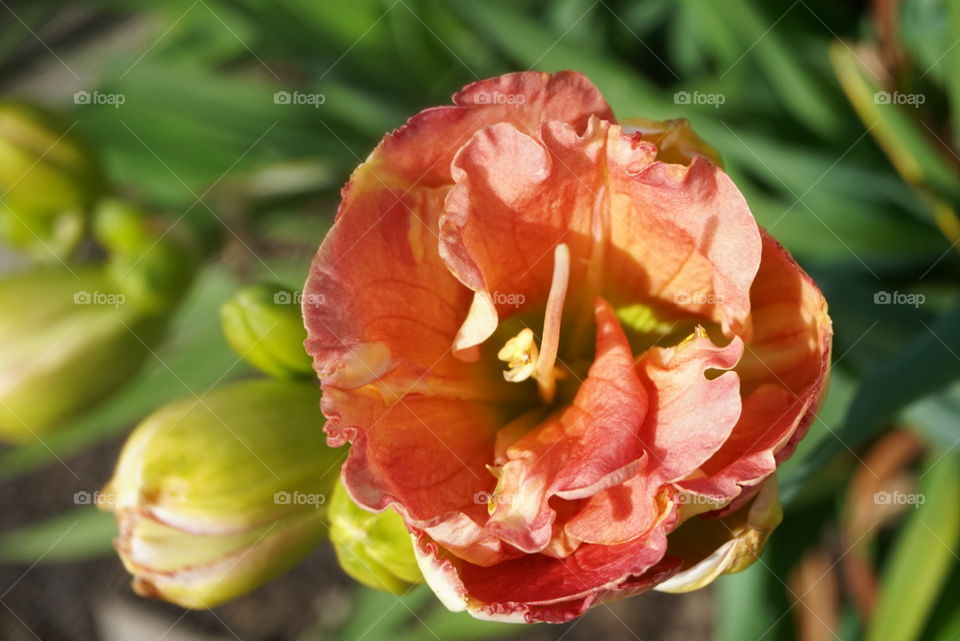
[717,557,784,641]
[829,42,960,241]
[711,0,844,138]
[903,381,960,448]
[396,605,518,641]
[336,586,431,641]
[930,606,960,641]
[948,0,960,151]
[0,508,116,563]
[899,0,953,89]
[865,453,960,641]
[781,303,960,503]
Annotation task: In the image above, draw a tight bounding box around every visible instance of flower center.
[497,243,570,404]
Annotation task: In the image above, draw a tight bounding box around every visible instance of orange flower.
[303,71,831,623]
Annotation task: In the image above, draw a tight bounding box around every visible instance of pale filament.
[535,243,570,403]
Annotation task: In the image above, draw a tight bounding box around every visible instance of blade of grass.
[712,0,844,138]
[781,303,960,503]
[336,586,432,641]
[717,557,785,641]
[830,42,960,243]
[946,0,960,151]
[0,508,116,563]
[865,453,960,641]
[930,604,960,641]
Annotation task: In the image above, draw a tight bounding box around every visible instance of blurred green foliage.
[1,0,959,640]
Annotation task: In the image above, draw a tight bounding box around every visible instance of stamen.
[535,243,570,403]
[497,328,539,382]
[495,243,571,404]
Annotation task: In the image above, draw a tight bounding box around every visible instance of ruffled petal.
[677,384,802,505]
[440,118,631,355]
[414,526,680,623]
[636,332,744,482]
[304,187,482,402]
[605,153,762,339]
[563,332,745,545]
[439,120,761,356]
[485,299,649,552]
[304,71,615,417]
[737,231,832,397]
[734,230,832,463]
[325,388,503,528]
[379,70,614,189]
[562,467,670,546]
[670,232,831,509]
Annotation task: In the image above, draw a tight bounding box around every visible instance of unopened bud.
[328,479,422,594]
[102,379,341,608]
[0,266,167,442]
[0,100,103,259]
[220,283,313,379]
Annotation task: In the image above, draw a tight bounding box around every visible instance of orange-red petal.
[326,388,502,525]
[414,525,680,623]
[378,70,614,189]
[485,299,649,552]
[605,155,762,339]
[678,231,832,504]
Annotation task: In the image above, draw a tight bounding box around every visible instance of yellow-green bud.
[92,198,155,255]
[219,283,313,380]
[0,100,103,259]
[101,379,342,609]
[94,199,197,314]
[328,478,422,594]
[0,266,168,443]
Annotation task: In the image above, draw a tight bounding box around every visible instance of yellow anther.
[497,328,539,382]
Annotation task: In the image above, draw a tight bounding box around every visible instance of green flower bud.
[94,199,197,314]
[101,379,342,609]
[219,283,313,380]
[328,478,422,594]
[0,100,103,259]
[0,266,169,443]
[92,198,155,255]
